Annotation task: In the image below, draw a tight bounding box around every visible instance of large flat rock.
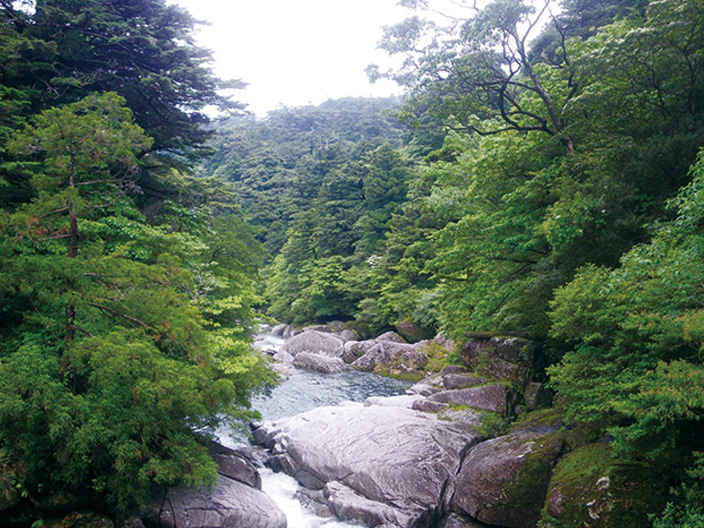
[254,403,481,527]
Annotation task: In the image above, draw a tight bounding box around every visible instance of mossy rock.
[454,428,565,528]
[541,443,666,528]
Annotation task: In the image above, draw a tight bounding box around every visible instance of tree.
[371,0,578,154]
[0,94,270,513]
[1,0,242,158]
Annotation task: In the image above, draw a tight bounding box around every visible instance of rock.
[324,481,417,527]
[441,513,486,528]
[255,403,480,526]
[339,328,357,342]
[406,382,440,397]
[293,351,347,374]
[283,325,302,339]
[30,490,82,511]
[143,475,286,528]
[453,429,564,528]
[396,319,433,343]
[460,336,538,390]
[442,373,485,390]
[438,408,484,429]
[209,443,262,489]
[271,324,287,336]
[342,340,376,363]
[376,331,407,343]
[351,341,414,372]
[272,349,294,364]
[412,399,449,413]
[429,384,519,416]
[303,324,336,333]
[364,394,423,408]
[282,330,344,357]
[433,333,455,353]
[525,382,553,410]
[542,443,664,528]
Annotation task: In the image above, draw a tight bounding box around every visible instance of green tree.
[0,94,269,513]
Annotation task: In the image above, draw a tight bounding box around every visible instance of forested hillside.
[206,0,704,524]
[2,0,704,525]
[0,0,271,518]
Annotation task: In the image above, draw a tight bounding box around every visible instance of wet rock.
[282,330,344,357]
[293,351,347,374]
[143,475,286,528]
[453,429,564,528]
[429,384,519,416]
[256,403,480,527]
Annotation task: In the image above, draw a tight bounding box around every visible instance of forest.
[1,0,703,526]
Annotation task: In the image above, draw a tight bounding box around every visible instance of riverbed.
[218,329,413,527]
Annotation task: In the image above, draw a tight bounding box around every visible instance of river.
[218,328,413,528]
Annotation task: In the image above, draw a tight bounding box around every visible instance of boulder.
[406,382,441,397]
[272,349,294,364]
[253,403,481,527]
[429,384,519,416]
[283,325,302,339]
[142,475,286,528]
[339,328,357,342]
[376,331,407,343]
[351,341,415,372]
[396,319,433,343]
[453,429,564,528]
[412,399,449,413]
[293,351,347,374]
[282,330,344,357]
[460,336,538,390]
[541,443,664,528]
[271,324,287,336]
[342,340,376,363]
[364,394,423,408]
[209,443,261,489]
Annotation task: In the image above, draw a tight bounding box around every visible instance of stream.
[217,328,413,528]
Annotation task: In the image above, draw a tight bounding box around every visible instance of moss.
[504,430,566,514]
[511,406,565,433]
[541,443,666,528]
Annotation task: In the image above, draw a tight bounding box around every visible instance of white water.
[260,469,362,528]
[217,327,412,527]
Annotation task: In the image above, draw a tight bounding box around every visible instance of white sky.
[169,0,410,116]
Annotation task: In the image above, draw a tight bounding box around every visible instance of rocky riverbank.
[2,325,659,528]
[254,324,660,528]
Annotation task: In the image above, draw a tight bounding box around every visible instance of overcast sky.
[169,0,409,116]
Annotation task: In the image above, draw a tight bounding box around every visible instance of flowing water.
[217,328,413,527]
